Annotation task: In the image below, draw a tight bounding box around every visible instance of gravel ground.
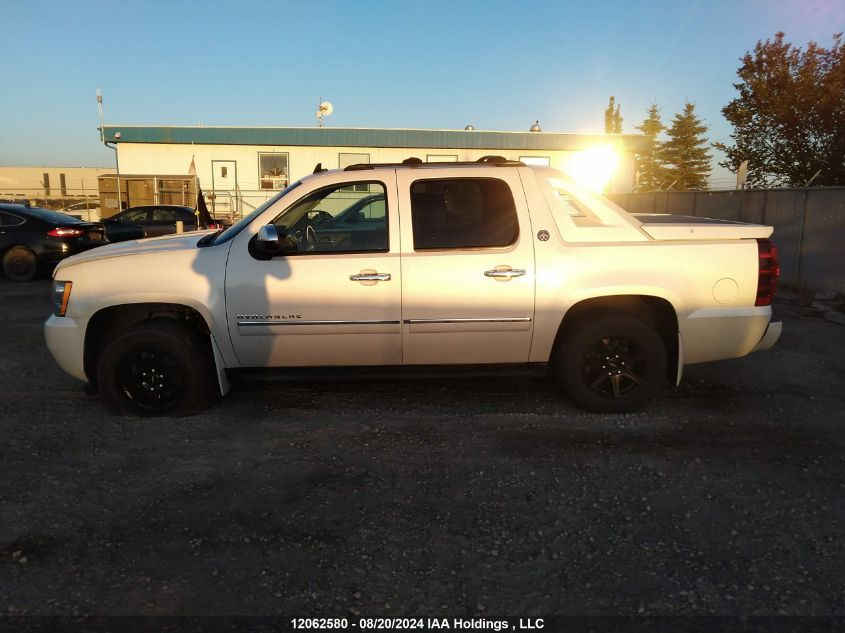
[1,279,843,617]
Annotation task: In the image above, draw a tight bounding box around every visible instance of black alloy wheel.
[581,335,648,398]
[116,349,185,414]
[558,314,667,413]
[97,320,217,417]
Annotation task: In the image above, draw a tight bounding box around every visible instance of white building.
[0,166,109,202]
[102,125,645,219]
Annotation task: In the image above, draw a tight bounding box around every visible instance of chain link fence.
[608,188,845,292]
[0,188,102,221]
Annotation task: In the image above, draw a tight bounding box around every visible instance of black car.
[0,204,108,282]
[102,205,223,243]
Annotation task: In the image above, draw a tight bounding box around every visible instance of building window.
[42,173,50,196]
[519,156,550,167]
[426,155,459,162]
[258,153,289,190]
[410,178,518,250]
[338,153,370,192]
[60,173,67,196]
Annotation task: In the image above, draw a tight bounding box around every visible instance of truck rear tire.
[556,314,666,413]
[96,320,216,417]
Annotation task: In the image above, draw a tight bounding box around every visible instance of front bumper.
[44,315,87,382]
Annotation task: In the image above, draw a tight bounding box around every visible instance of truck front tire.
[96,320,216,417]
[557,314,666,413]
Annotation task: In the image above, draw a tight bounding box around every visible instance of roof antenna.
[316,99,333,127]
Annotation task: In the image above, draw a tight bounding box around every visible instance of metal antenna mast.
[97,89,121,212]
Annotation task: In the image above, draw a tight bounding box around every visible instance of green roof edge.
[101,126,646,152]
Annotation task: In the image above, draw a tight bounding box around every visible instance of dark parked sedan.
[102,205,222,243]
[0,204,108,282]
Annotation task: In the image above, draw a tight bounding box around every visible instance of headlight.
[52,281,73,317]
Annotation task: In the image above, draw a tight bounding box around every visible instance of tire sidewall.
[559,314,667,413]
[96,321,214,417]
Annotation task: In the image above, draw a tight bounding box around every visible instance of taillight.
[47,227,84,238]
[208,223,223,230]
[755,238,780,306]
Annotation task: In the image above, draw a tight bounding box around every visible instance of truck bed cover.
[634,214,773,240]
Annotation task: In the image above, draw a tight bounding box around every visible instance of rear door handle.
[350,272,391,281]
[484,268,526,279]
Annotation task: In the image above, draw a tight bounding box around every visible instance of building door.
[211,160,238,217]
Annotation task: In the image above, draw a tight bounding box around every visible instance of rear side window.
[410,178,518,250]
[0,212,25,226]
[152,208,178,221]
[120,209,149,223]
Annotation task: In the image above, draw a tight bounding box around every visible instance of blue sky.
[2,0,843,187]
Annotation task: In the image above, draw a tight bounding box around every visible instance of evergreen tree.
[661,102,711,190]
[635,104,665,191]
[604,97,616,134]
[604,96,624,134]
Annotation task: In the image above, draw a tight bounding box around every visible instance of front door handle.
[350,272,391,281]
[484,268,526,279]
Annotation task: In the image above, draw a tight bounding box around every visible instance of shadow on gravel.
[495,419,834,461]
[0,533,59,565]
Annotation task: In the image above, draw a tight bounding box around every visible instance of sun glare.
[563,145,621,193]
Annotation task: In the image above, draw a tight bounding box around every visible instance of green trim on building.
[101,126,646,152]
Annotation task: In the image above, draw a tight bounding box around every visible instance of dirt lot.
[1,279,843,617]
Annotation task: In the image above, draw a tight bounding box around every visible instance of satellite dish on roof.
[316,100,333,127]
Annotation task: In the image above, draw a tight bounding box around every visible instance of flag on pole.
[196,184,213,227]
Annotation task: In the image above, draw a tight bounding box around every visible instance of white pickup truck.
[44,157,781,416]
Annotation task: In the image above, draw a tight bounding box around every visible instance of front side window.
[410,178,518,250]
[272,181,388,254]
[259,153,289,190]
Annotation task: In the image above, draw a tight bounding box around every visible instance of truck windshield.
[202,180,302,247]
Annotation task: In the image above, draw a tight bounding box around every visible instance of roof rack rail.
[344,155,526,171]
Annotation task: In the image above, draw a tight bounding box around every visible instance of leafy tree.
[661,102,712,190]
[604,96,623,134]
[715,32,845,187]
[634,103,666,191]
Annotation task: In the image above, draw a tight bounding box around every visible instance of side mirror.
[254,224,281,255]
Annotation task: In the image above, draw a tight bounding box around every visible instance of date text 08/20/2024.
[290,618,544,630]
